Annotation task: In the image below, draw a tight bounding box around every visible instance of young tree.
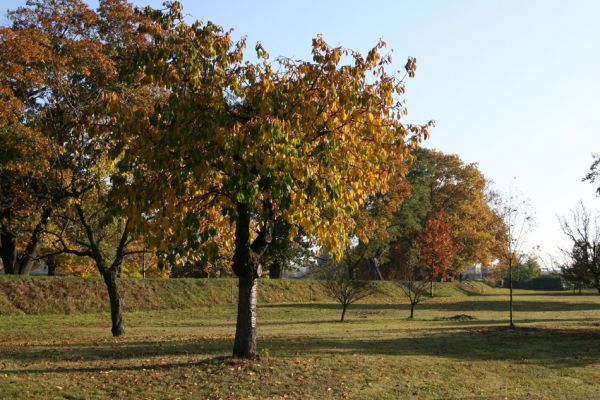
[416,210,458,296]
[320,254,377,322]
[496,188,533,329]
[397,247,429,319]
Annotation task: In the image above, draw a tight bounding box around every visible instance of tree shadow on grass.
[0,338,231,364]
[490,291,600,297]
[263,326,600,368]
[0,355,229,375]
[2,326,600,374]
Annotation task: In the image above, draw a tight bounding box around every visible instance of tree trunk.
[340,303,348,322]
[17,208,52,275]
[231,202,269,359]
[0,231,17,274]
[409,303,415,319]
[509,262,515,329]
[47,257,57,276]
[233,275,258,358]
[102,269,124,337]
[430,279,434,297]
[367,257,384,280]
[269,260,282,279]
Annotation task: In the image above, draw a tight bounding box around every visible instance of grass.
[0,278,600,399]
[0,276,492,315]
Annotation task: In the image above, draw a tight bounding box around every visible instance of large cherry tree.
[124,1,431,356]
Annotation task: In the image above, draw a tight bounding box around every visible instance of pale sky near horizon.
[3,0,600,268]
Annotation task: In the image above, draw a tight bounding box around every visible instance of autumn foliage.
[0,0,490,359]
[416,211,459,282]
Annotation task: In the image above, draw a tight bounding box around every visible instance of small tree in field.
[416,211,458,297]
[495,188,533,329]
[321,254,378,322]
[397,248,429,318]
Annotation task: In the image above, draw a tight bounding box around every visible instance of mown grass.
[0,279,599,399]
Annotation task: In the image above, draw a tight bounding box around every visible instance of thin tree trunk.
[233,275,258,358]
[509,262,515,329]
[0,231,17,274]
[430,279,434,297]
[17,208,52,275]
[410,303,415,319]
[367,257,384,280]
[47,256,57,276]
[102,269,124,337]
[340,303,348,322]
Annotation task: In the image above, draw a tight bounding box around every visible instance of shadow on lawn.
[266,326,600,368]
[0,338,231,363]
[262,300,600,312]
[0,356,229,375]
[2,326,600,374]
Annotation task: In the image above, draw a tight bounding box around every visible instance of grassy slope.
[1,278,599,399]
[0,276,491,315]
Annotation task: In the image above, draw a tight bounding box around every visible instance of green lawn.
[1,286,600,399]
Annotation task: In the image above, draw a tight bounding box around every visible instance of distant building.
[462,264,490,281]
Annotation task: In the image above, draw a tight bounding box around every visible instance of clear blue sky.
[3,0,600,267]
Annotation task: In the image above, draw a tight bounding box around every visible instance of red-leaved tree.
[416,211,459,296]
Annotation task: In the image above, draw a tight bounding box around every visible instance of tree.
[0,1,76,275]
[509,256,541,284]
[584,154,600,195]
[496,189,533,329]
[385,149,505,279]
[396,247,429,319]
[320,254,377,322]
[488,254,541,287]
[48,190,143,336]
[223,40,428,358]
[0,126,54,275]
[559,203,600,294]
[416,210,459,296]
[124,4,432,358]
[1,0,153,335]
[351,173,412,280]
[560,246,590,294]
